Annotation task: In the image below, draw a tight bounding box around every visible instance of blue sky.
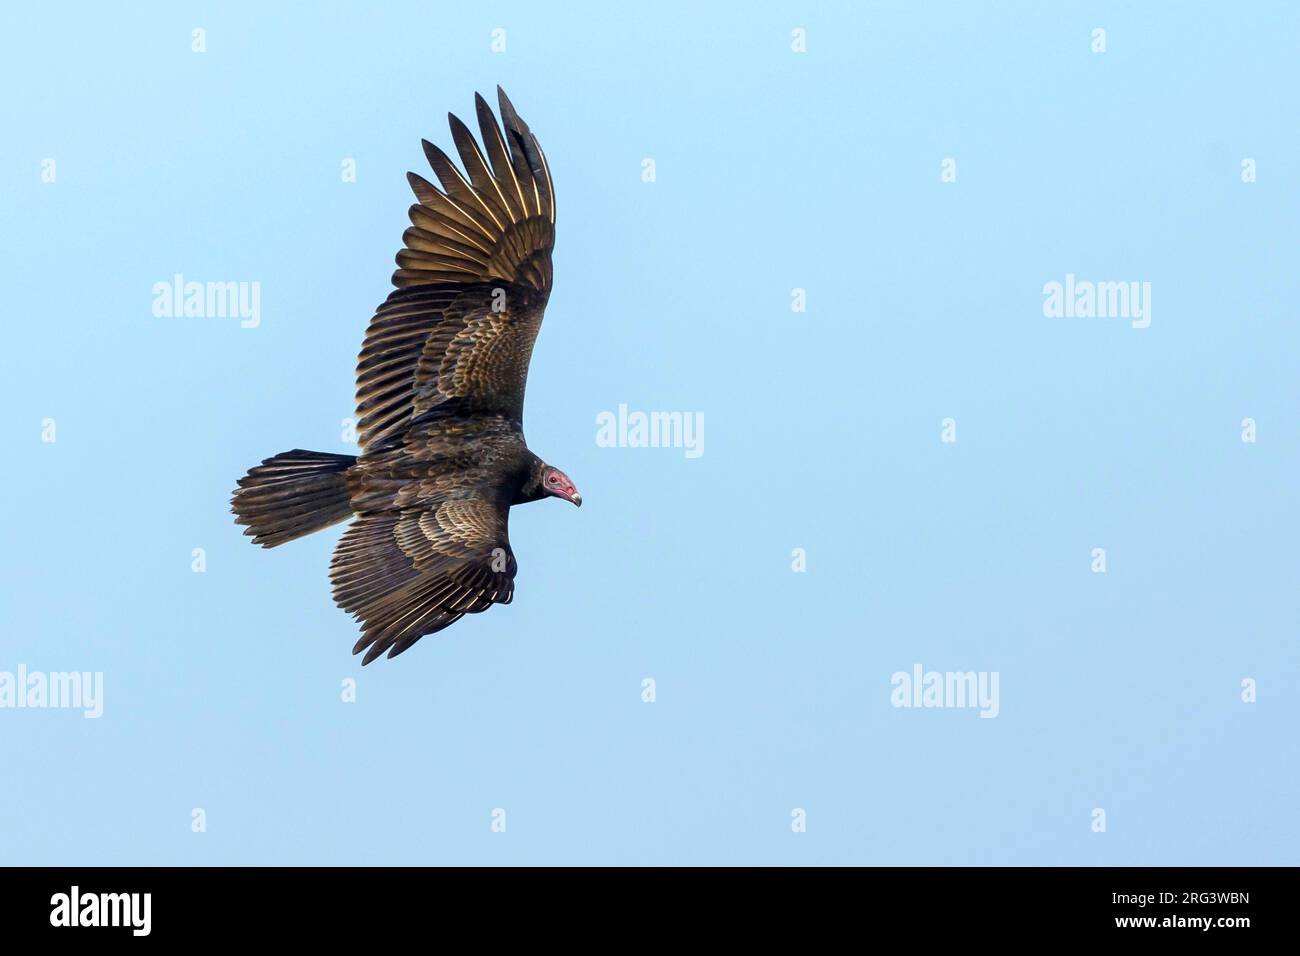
[1,1,1297,865]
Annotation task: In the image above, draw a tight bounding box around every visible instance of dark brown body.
[343,416,545,515]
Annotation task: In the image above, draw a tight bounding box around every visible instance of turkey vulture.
[231,88,579,664]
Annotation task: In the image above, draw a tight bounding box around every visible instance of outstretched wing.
[355,88,555,450]
[330,488,517,664]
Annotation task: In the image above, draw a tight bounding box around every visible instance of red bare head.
[542,466,582,507]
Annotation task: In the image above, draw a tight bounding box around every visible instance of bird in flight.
[232,88,579,664]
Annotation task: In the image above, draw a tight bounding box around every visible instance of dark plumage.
[231,88,580,664]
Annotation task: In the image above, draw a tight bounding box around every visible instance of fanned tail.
[232,450,357,548]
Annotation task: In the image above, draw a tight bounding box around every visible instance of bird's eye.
[548,476,558,484]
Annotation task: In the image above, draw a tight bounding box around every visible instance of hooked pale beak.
[570,492,582,508]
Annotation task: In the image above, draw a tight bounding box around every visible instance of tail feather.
[232,450,357,548]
